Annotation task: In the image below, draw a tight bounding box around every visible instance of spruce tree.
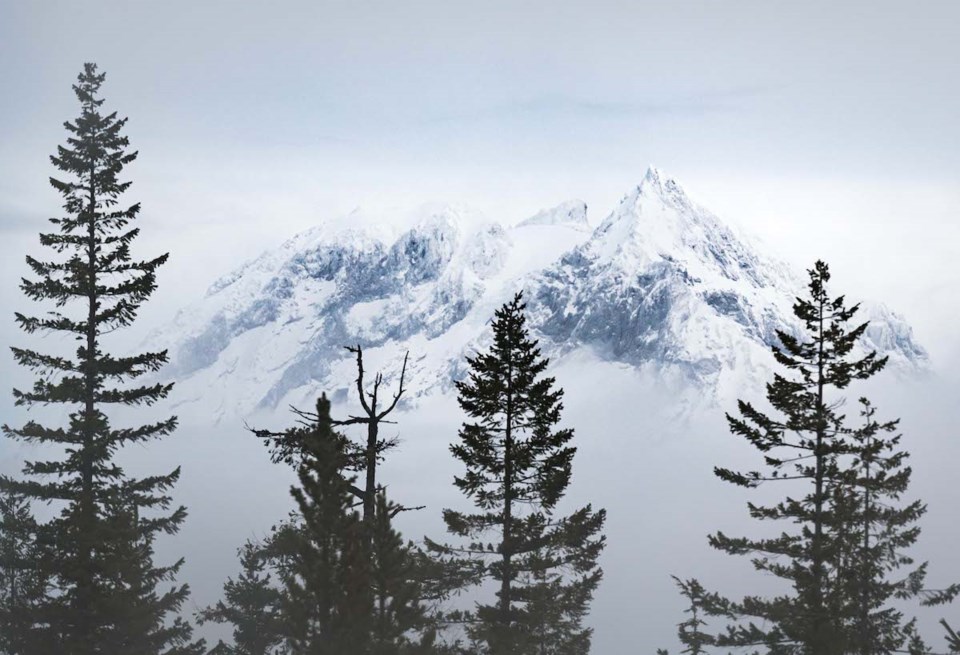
[672,577,715,655]
[702,261,893,654]
[0,63,199,652]
[277,394,374,653]
[0,492,51,654]
[370,492,441,655]
[242,394,443,654]
[428,292,606,654]
[830,398,956,654]
[255,346,412,525]
[198,541,287,655]
[656,576,719,655]
[99,502,203,654]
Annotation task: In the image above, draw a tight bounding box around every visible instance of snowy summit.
[153,167,927,419]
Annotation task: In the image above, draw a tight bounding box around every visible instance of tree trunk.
[812,296,827,655]
[79,157,99,651]
[500,355,514,653]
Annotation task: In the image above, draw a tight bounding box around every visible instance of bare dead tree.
[331,345,423,524]
[250,345,423,522]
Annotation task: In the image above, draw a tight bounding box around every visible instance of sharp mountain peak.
[153,169,926,420]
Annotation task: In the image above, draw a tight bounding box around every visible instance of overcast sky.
[2,1,959,365]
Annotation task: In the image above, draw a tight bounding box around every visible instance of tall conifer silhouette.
[696,260,954,654]
[227,394,441,654]
[1,63,200,653]
[280,395,374,653]
[429,292,605,654]
[829,399,957,653]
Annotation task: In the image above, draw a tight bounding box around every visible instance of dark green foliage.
[656,577,720,655]
[255,347,410,523]
[223,394,441,654]
[428,292,606,654]
[0,492,50,654]
[98,503,204,655]
[0,63,199,653]
[370,492,442,655]
[698,260,951,655]
[942,620,960,653]
[829,399,957,654]
[672,577,715,655]
[275,395,374,653]
[703,261,883,654]
[198,541,287,655]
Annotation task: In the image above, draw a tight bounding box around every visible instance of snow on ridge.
[518,199,589,230]
[589,165,785,288]
[153,167,930,418]
[858,300,929,367]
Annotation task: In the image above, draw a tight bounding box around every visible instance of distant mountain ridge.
[153,167,927,419]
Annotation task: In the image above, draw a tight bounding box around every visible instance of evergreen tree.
[255,346,412,525]
[0,63,200,653]
[428,292,606,654]
[701,261,895,654]
[672,577,715,655]
[250,365,446,654]
[278,394,374,653]
[198,541,287,655]
[0,492,50,654]
[942,620,960,654]
[834,399,918,654]
[370,492,440,654]
[830,398,956,654]
[656,576,719,655]
[99,502,204,655]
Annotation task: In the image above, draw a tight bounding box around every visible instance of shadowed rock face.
[171,214,469,374]
[537,258,683,362]
[155,168,928,415]
[524,168,807,388]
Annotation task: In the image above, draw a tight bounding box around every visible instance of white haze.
[100,353,960,653]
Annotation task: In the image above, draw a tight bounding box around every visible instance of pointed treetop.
[636,165,687,201]
[73,62,106,107]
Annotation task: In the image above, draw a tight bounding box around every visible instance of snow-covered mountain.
[155,167,926,419]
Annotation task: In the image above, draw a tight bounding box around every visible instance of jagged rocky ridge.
[154,168,926,418]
